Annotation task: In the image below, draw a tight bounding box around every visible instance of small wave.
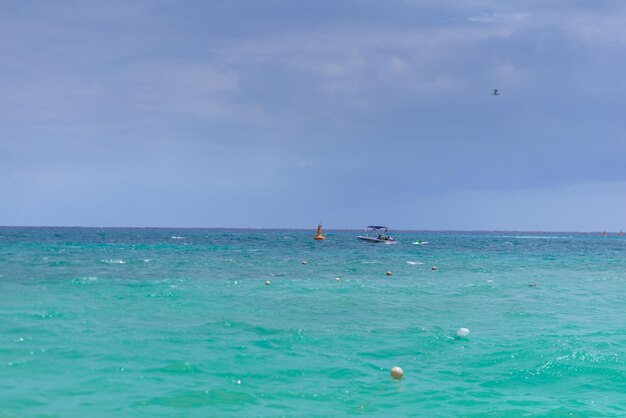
[407,261,423,265]
[102,259,126,264]
[73,276,98,284]
[151,362,202,375]
[143,259,153,263]
[171,236,184,240]
[499,235,562,240]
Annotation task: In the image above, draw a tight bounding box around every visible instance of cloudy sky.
[2,0,625,231]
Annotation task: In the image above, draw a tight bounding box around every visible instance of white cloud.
[117,63,238,94]
[492,62,529,82]
[468,12,531,24]
[322,62,347,76]
[390,56,408,74]
[415,73,464,92]
[106,63,265,121]
[212,23,516,100]
[561,13,626,46]
[322,80,357,94]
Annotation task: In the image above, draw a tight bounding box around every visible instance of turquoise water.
[1,227,625,416]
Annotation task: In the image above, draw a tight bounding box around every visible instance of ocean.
[1,227,625,416]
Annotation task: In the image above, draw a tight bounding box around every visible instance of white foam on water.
[171,236,184,240]
[102,259,126,264]
[73,276,98,284]
[500,235,562,240]
[407,261,423,265]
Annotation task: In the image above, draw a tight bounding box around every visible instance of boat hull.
[356,236,396,243]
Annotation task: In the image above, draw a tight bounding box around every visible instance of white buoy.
[390,366,404,380]
[265,280,271,286]
[456,327,470,338]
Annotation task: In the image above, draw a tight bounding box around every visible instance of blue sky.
[2,0,625,231]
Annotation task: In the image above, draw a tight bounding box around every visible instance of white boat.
[356,226,397,243]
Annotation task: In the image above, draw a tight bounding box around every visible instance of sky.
[1,0,625,231]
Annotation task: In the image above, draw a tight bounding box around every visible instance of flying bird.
[492,89,500,96]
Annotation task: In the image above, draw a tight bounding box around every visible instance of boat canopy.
[367,226,388,231]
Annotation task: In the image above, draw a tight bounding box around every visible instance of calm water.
[1,227,625,416]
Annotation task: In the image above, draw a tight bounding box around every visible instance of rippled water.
[1,227,625,416]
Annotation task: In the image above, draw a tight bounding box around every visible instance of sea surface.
[1,227,625,417]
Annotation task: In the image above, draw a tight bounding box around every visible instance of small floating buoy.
[431,266,437,271]
[265,280,271,286]
[456,327,470,338]
[390,366,404,380]
[386,271,392,276]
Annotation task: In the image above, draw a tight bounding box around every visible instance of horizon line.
[0,225,619,234]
